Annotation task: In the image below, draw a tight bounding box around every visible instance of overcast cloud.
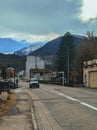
[0,0,97,42]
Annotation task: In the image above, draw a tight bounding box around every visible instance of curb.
[27,92,39,130]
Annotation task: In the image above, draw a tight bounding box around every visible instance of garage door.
[89,71,97,88]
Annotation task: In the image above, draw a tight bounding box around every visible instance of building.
[83,59,97,88]
[26,55,45,80]
[30,68,52,81]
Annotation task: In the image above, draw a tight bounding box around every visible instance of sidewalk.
[0,92,34,130]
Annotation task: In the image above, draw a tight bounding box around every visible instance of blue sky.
[0,0,97,43]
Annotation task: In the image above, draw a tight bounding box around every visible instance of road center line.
[80,102,97,111]
[42,88,97,111]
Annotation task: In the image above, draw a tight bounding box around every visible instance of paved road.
[24,82,97,130]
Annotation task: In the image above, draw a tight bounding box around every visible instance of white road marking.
[80,102,97,111]
[42,88,97,111]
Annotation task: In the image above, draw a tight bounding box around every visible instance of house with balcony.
[83,59,97,88]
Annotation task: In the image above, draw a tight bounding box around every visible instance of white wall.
[26,56,45,79]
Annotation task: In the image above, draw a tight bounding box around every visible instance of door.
[89,71,97,88]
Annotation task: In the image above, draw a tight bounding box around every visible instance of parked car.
[0,81,10,93]
[29,78,39,88]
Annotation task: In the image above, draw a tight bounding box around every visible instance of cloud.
[0,0,82,35]
[88,17,97,24]
[80,0,97,23]
[0,0,97,42]
[0,0,83,42]
[0,32,60,43]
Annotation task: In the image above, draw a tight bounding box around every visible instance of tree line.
[0,54,26,79]
[55,31,97,85]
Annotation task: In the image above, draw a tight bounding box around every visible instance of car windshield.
[30,78,38,81]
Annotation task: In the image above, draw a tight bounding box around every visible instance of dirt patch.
[0,93,17,117]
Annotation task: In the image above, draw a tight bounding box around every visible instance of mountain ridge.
[29,35,83,57]
[15,42,46,56]
[0,38,29,53]
[0,34,84,56]
[0,37,46,56]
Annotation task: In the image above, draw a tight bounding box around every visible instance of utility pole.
[67,47,69,86]
[14,52,15,89]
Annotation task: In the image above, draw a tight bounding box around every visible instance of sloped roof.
[30,68,52,73]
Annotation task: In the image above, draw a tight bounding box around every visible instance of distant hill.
[29,35,83,57]
[28,35,83,69]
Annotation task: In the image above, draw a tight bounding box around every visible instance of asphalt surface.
[1,81,97,130]
[29,83,97,130]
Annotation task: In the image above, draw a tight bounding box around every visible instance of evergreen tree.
[1,66,6,79]
[55,32,75,84]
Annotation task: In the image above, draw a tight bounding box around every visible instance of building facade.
[30,68,52,81]
[25,56,45,80]
[83,59,97,88]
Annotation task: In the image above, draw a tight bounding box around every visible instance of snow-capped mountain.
[15,42,46,56]
[0,38,29,53]
[0,37,46,56]
[0,34,83,56]
[15,35,84,56]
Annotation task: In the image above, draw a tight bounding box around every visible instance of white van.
[29,78,39,88]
